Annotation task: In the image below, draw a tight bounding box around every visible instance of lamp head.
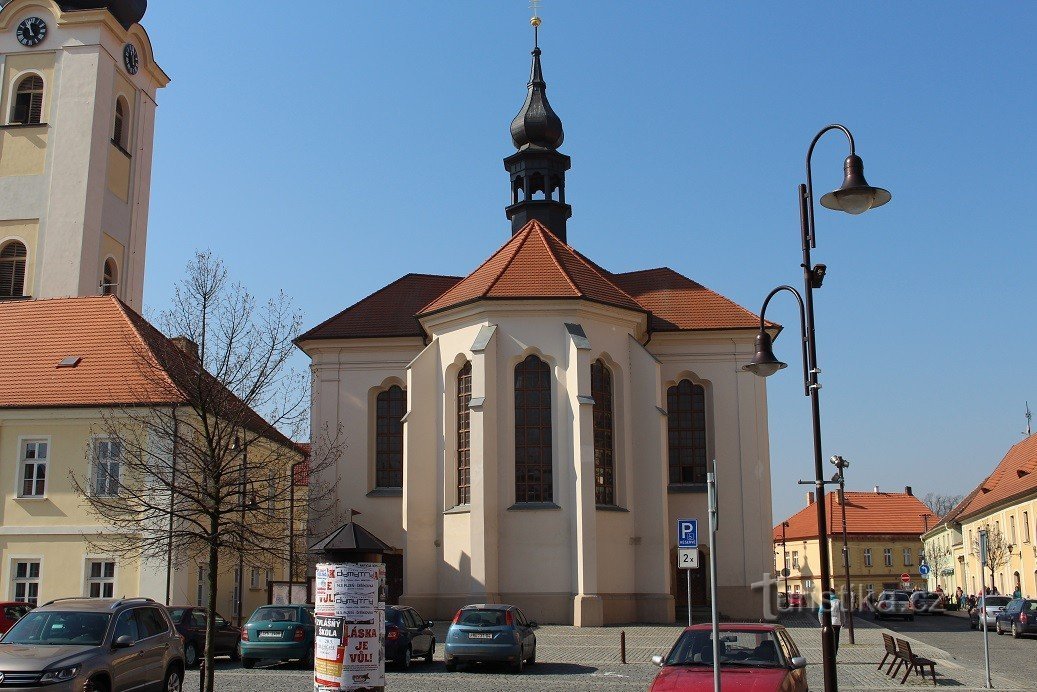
[742,330,787,378]
[819,154,891,215]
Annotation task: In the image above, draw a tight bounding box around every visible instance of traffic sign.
[919,564,930,577]
[678,548,700,570]
[781,568,791,578]
[677,519,698,549]
[901,573,911,583]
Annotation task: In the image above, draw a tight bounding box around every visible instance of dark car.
[385,605,435,668]
[444,604,536,673]
[649,623,808,692]
[0,602,33,634]
[239,604,315,669]
[910,591,946,615]
[167,606,241,667]
[994,598,1037,638]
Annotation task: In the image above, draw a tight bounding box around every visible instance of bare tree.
[70,252,341,692]
[971,525,1014,589]
[922,492,964,519]
[921,543,951,587]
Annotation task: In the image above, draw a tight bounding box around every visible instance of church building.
[299,26,776,625]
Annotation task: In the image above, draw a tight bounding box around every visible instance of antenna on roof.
[1025,401,1032,437]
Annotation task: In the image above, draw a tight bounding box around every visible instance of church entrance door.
[672,549,708,619]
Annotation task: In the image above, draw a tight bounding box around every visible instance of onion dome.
[509,46,564,150]
[59,1,146,29]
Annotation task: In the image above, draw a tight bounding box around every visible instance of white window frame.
[804,579,814,590]
[17,437,50,498]
[864,548,873,567]
[249,566,260,589]
[883,548,893,567]
[84,559,117,598]
[1024,512,1030,544]
[903,548,912,566]
[90,437,122,497]
[6,70,46,126]
[792,551,799,569]
[265,568,273,587]
[10,557,42,606]
[1010,515,1017,544]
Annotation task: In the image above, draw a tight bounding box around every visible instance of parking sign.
[678,519,698,549]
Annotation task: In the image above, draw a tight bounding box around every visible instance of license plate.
[258,631,282,639]
[468,633,492,639]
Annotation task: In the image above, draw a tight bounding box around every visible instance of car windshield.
[249,608,299,624]
[983,597,1011,607]
[457,609,507,627]
[2,611,110,646]
[665,630,786,668]
[167,608,187,624]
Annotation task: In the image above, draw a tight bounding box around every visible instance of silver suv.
[0,597,184,691]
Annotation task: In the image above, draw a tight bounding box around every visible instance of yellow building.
[924,435,1037,598]
[774,488,936,607]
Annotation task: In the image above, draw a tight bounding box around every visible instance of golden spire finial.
[530,0,542,47]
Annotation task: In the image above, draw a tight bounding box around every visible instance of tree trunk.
[204,530,219,692]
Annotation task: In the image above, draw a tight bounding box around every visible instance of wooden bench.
[878,633,902,674]
[892,637,938,685]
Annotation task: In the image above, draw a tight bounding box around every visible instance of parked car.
[994,598,1037,638]
[0,596,184,691]
[444,604,536,673]
[649,623,808,692]
[385,605,435,668]
[787,592,806,608]
[969,595,1012,629]
[910,591,946,615]
[875,590,915,621]
[0,602,33,634]
[167,606,241,667]
[777,592,789,609]
[239,604,315,669]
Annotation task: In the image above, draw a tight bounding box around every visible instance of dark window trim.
[374,385,405,489]
[110,139,132,158]
[366,487,402,497]
[0,122,48,130]
[507,502,561,511]
[456,361,472,505]
[596,504,629,512]
[514,354,553,503]
[591,359,615,506]
[666,379,708,485]
[668,483,707,494]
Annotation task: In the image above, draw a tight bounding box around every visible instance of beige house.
[774,488,935,606]
[299,36,775,626]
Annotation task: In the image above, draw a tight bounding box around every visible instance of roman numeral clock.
[15,16,47,46]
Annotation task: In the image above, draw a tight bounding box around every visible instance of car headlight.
[40,665,80,683]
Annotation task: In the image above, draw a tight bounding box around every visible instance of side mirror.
[651,654,664,667]
[426,620,434,629]
[790,656,807,669]
[113,635,135,649]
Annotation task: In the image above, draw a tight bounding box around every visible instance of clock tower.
[0,0,167,310]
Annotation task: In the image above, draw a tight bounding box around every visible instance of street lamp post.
[781,521,791,597]
[743,124,890,692]
[830,455,854,644]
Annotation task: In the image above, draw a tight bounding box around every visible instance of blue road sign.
[919,564,930,577]
[678,519,698,549]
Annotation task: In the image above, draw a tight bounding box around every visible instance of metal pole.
[979,530,992,689]
[838,476,854,644]
[687,568,692,627]
[166,405,178,606]
[782,523,789,596]
[289,463,297,584]
[238,442,247,627]
[708,461,720,692]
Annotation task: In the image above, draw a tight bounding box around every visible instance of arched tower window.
[456,361,472,505]
[11,75,44,125]
[0,241,28,298]
[102,259,117,296]
[113,97,128,149]
[375,385,406,488]
[515,354,552,503]
[666,379,708,484]
[591,359,615,506]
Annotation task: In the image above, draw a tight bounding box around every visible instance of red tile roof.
[954,435,1037,521]
[774,491,936,542]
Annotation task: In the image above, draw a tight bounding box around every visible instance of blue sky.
[141,2,1036,522]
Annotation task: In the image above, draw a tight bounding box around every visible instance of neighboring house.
[0,295,297,621]
[773,488,935,606]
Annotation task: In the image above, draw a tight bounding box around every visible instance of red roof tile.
[774,491,936,542]
[955,435,1037,521]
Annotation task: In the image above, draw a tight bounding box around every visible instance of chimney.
[170,336,199,361]
[874,485,880,494]
[905,485,913,496]
[806,492,815,506]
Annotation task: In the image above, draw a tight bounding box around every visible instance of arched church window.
[666,379,708,484]
[515,354,552,503]
[113,96,128,149]
[456,361,472,505]
[11,75,44,125]
[375,385,406,488]
[0,241,27,298]
[591,359,615,506]
[102,258,117,296]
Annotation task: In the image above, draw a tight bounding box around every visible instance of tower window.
[666,379,708,484]
[113,97,128,150]
[375,385,406,488]
[0,241,27,298]
[515,354,552,503]
[102,258,118,296]
[456,361,472,505]
[11,75,44,125]
[591,359,615,506]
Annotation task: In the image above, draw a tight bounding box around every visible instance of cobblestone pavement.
[190,613,1028,690]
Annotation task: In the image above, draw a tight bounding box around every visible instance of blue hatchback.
[444,604,537,673]
[239,604,315,668]
[385,605,435,668]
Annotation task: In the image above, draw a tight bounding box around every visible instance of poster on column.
[341,622,382,690]
[315,564,336,617]
[335,564,378,623]
[313,616,344,691]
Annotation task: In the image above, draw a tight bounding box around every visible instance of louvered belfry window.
[0,241,27,297]
[456,361,472,505]
[375,385,406,488]
[667,379,708,484]
[113,98,126,148]
[515,355,552,503]
[591,359,615,506]
[102,259,117,296]
[12,75,44,125]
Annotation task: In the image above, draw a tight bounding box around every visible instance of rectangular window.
[86,560,116,598]
[804,579,814,589]
[232,567,240,612]
[92,439,121,497]
[864,548,873,567]
[250,567,260,589]
[12,560,40,605]
[792,551,799,569]
[266,568,273,587]
[903,548,912,566]
[784,553,790,570]
[19,440,48,497]
[884,548,893,567]
[1010,516,1017,544]
[1024,512,1030,544]
[456,362,472,505]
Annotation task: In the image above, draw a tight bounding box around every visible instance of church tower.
[0,0,168,311]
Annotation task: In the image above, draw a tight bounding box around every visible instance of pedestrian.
[1013,585,1022,599]
[818,591,845,656]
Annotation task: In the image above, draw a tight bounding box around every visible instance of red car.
[649,623,808,692]
[787,592,806,608]
[0,602,33,634]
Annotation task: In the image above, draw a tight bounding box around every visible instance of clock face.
[123,43,139,75]
[16,16,47,47]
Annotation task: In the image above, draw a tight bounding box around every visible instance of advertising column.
[313,562,385,692]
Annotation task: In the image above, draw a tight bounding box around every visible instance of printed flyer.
[313,616,344,689]
[341,622,383,691]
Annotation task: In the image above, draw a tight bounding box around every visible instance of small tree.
[971,525,1013,589]
[921,544,951,588]
[922,492,964,519]
[71,252,342,692]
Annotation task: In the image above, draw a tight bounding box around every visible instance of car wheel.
[424,639,435,663]
[229,646,240,662]
[512,655,524,674]
[399,646,411,670]
[184,642,198,668]
[996,622,1003,635]
[164,667,183,692]
[1013,623,1021,639]
[241,657,256,669]
[84,677,110,692]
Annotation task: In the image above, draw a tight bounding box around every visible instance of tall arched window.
[515,355,552,503]
[456,361,472,505]
[591,359,615,506]
[102,258,117,296]
[375,385,406,488]
[11,75,44,125]
[113,97,128,149]
[0,241,28,298]
[667,379,707,484]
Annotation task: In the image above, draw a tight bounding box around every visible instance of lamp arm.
[804,124,856,249]
[758,285,809,396]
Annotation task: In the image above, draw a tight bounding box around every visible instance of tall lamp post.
[830,455,854,644]
[781,521,791,597]
[743,124,890,692]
